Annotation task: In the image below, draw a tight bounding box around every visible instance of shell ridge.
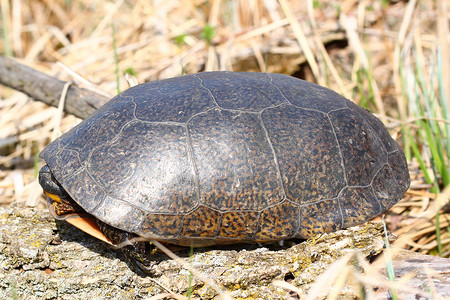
[347,100,392,159]
[249,211,262,240]
[232,199,292,213]
[84,102,140,169]
[338,184,383,227]
[178,204,223,238]
[295,205,303,238]
[341,101,404,207]
[132,120,187,126]
[131,93,184,126]
[64,165,85,180]
[258,113,288,203]
[288,105,326,114]
[369,185,384,213]
[262,90,327,115]
[59,140,83,175]
[326,113,348,187]
[193,73,221,109]
[369,162,396,203]
[253,203,274,240]
[266,72,293,106]
[98,194,152,228]
[325,113,348,229]
[184,125,201,207]
[258,101,290,116]
[130,95,138,120]
[342,97,352,110]
[52,147,84,181]
[80,167,107,215]
[267,73,337,115]
[368,163,387,208]
[285,201,303,239]
[185,107,216,126]
[385,153,409,192]
[337,162,390,214]
[181,200,300,215]
[83,119,142,222]
[387,148,401,155]
[240,72,280,111]
[336,190,345,229]
[368,162,391,185]
[327,106,349,114]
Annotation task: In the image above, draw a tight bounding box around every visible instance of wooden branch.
[1,205,449,299]
[0,56,109,119]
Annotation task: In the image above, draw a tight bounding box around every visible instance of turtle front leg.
[96,220,157,273]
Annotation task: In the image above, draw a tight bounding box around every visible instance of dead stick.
[0,56,109,119]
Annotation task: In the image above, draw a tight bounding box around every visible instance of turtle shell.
[39,72,410,246]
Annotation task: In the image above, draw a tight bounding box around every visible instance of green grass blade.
[382,218,397,300]
[112,23,120,94]
[436,47,450,160]
[435,211,443,257]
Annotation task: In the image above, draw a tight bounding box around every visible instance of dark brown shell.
[39,72,410,246]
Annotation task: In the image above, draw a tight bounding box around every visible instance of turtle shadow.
[54,220,306,276]
[53,220,167,274]
[181,240,301,256]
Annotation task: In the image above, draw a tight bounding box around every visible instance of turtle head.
[38,164,77,214]
[39,164,115,245]
[39,164,157,273]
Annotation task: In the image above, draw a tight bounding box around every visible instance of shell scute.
[262,105,345,204]
[180,206,221,237]
[95,197,146,233]
[219,211,260,238]
[328,108,388,186]
[189,109,282,211]
[339,186,382,228]
[137,213,184,239]
[372,164,407,209]
[67,168,106,213]
[133,75,216,123]
[45,148,82,182]
[59,95,135,163]
[298,199,342,237]
[346,100,399,153]
[254,200,299,240]
[89,121,197,214]
[388,150,410,191]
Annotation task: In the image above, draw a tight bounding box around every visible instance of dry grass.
[1,0,449,298]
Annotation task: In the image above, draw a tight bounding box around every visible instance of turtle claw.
[116,239,157,274]
[134,259,157,274]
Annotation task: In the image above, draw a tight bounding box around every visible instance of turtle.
[39,71,410,272]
